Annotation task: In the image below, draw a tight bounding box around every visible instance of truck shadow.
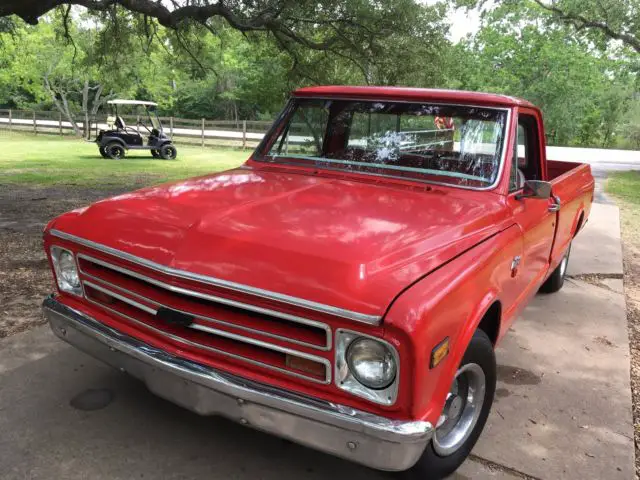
[0,346,390,480]
[0,341,486,479]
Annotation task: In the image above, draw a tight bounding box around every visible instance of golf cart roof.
[108,99,158,106]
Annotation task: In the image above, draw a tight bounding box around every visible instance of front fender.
[100,136,127,148]
[383,224,523,425]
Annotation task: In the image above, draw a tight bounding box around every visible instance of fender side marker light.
[430,337,450,369]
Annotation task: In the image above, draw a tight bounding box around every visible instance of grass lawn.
[607,171,640,205]
[607,171,640,239]
[0,133,248,186]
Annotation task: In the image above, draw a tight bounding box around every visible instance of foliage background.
[0,0,637,148]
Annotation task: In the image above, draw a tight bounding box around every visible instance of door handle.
[548,195,561,213]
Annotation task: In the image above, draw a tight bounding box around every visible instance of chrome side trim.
[77,253,332,350]
[82,288,331,385]
[81,272,331,351]
[50,230,380,325]
[44,295,432,471]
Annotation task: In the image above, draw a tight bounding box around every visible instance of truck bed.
[547,160,595,263]
[547,159,588,181]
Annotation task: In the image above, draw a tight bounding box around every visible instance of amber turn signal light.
[286,355,326,379]
[430,338,450,369]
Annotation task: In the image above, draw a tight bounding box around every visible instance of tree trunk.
[43,74,82,137]
[82,79,90,140]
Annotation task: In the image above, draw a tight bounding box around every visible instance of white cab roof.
[108,99,158,106]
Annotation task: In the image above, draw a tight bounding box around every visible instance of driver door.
[507,111,557,303]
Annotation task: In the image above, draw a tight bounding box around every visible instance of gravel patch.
[0,185,128,337]
[616,205,640,479]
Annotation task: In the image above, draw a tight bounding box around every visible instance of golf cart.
[96,100,177,160]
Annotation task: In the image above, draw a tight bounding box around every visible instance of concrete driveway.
[0,203,633,480]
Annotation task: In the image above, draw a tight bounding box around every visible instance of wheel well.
[104,138,126,147]
[477,301,501,346]
[574,212,585,238]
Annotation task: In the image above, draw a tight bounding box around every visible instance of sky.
[448,7,482,42]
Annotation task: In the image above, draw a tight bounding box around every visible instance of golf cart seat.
[115,116,127,130]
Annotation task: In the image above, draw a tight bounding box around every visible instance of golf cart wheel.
[99,146,109,158]
[403,330,496,480]
[160,144,177,160]
[151,149,161,159]
[540,242,571,293]
[105,142,126,160]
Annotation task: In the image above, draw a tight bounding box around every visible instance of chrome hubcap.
[433,363,486,456]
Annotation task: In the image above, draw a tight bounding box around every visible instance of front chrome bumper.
[43,296,432,471]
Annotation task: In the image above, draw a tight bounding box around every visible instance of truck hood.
[50,167,510,319]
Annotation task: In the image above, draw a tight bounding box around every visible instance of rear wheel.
[98,146,108,158]
[105,142,125,160]
[151,149,161,159]
[159,144,177,160]
[540,243,571,293]
[403,330,496,480]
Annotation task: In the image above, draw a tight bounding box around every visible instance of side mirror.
[517,180,552,200]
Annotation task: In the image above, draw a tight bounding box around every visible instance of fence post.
[242,120,247,150]
[8,109,11,132]
[170,117,174,139]
[201,118,205,147]
[33,111,37,135]
[59,113,63,136]
[136,115,140,135]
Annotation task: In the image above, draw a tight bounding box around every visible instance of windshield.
[148,106,161,130]
[257,99,508,189]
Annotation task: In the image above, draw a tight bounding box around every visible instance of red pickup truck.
[42,87,594,479]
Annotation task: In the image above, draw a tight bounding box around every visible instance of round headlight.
[346,338,397,390]
[58,250,80,288]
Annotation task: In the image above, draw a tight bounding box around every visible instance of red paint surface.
[44,88,594,422]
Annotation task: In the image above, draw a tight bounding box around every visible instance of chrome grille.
[77,254,332,384]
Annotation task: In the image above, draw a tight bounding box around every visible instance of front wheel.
[151,149,161,159]
[105,142,126,160]
[98,146,108,158]
[404,330,496,480]
[159,144,177,160]
[540,243,571,293]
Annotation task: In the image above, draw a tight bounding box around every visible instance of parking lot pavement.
[0,330,515,480]
[0,204,633,480]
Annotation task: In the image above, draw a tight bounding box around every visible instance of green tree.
[456,0,639,54]
[455,2,636,146]
[529,0,640,53]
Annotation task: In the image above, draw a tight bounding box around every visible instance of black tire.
[403,330,496,480]
[99,146,109,158]
[105,142,126,160]
[159,144,177,160]
[151,149,161,159]
[540,243,571,293]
